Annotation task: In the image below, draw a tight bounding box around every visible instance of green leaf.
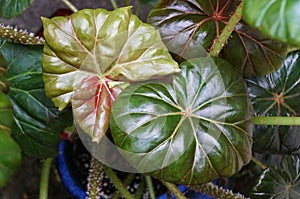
[42,7,179,142]
[0,130,21,188]
[252,154,300,198]
[0,92,21,188]
[246,51,300,154]
[0,39,72,158]
[148,0,287,76]
[0,0,33,18]
[110,57,253,184]
[0,92,13,135]
[243,0,300,48]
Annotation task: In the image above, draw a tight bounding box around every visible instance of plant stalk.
[123,0,130,6]
[135,2,141,16]
[111,173,136,199]
[189,183,249,199]
[39,158,53,199]
[253,116,300,126]
[0,24,44,45]
[251,157,267,170]
[60,0,78,12]
[161,181,188,199]
[109,0,118,9]
[86,157,104,199]
[209,1,243,57]
[135,176,146,199]
[145,175,155,199]
[103,165,135,199]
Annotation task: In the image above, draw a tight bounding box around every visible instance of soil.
[0,1,152,198]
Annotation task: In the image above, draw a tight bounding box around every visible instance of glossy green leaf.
[243,0,300,48]
[0,0,33,18]
[0,92,21,188]
[252,154,300,198]
[148,0,287,76]
[42,7,179,142]
[246,51,300,154]
[0,130,21,188]
[110,57,253,184]
[0,39,72,158]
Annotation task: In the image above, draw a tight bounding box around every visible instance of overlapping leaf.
[0,39,72,158]
[42,7,179,142]
[246,51,300,154]
[0,91,21,188]
[243,0,300,48]
[0,0,33,18]
[110,57,253,184]
[148,0,287,76]
[252,154,300,198]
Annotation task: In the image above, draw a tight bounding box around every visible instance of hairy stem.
[161,181,188,199]
[145,175,155,199]
[39,158,52,199]
[103,165,135,199]
[60,0,78,12]
[253,116,300,126]
[189,183,249,199]
[209,1,243,57]
[86,157,104,199]
[0,24,44,45]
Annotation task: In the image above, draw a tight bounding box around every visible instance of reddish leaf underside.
[72,76,120,143]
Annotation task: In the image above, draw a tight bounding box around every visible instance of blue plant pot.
[57,140,216,199]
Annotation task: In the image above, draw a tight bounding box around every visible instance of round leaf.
[42,7,179,110]
[246,51,300,154]
[0,39,72,158]
[243,0,300,48]
[42,7,179,142]
[253,155,300,198]
[148,0,287,76]
[0,0,33,18]
[110,57,253,184]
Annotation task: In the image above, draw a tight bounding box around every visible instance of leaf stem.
[209,1,243,57]
[0,24,44,45]
[86,157,104,199]
[161,181,188,199]
[39,158,52,199]
[135,2,141,16]
[251,157,267,170]
[111,173,136,199]
[103,165,135,199]
[123,0,130,6]
[109,0,118,9]
[135,176,146,199]
[253,116,300,126]
[189,183,249,199]
[145,175,155,199]
[60,0,78,12]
